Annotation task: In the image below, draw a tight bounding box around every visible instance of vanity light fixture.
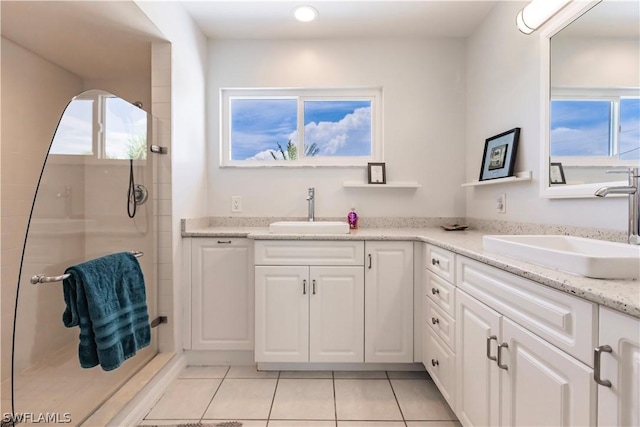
[516,0,572,34]
[294,5,318,22]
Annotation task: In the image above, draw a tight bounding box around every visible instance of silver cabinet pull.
[486,335,498,361]
[431,317,439,325]
[431,288,440,295]
[594,345,613,387]
[312,279,316,295]
[497,342,509,370]
[217,240,232,244]
[303,279,307,295]
[431,359,439,367]
[431,258,440,266]
[368,254,372,269]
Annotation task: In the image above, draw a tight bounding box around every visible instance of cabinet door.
[597,307,640,427]
[255,266,309,363]
[500,318,595,427]
[191,238,253,350]
[309,266,364,363]
[365,241,414,363]
[455,289,501,427]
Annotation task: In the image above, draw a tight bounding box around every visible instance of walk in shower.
[2,90,161,426]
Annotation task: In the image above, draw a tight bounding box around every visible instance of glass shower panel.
[8,90,158,426]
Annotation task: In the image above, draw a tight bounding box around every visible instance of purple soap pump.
[347,207,358,230]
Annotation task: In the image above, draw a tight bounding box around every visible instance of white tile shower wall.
[0,37,84,383]
[151,41,174,353]
[464,1,627,231]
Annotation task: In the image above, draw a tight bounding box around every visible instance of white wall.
[465,1,626,230]
[0,37,84,382]
[208,38,467,219]
[135,1,208,352]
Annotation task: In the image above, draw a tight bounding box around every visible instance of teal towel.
[63,252,150,371]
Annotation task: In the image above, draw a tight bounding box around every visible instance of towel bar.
[30,251,144,285]
[150,316,167,328]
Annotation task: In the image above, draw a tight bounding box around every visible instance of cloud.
[298,107,371,156]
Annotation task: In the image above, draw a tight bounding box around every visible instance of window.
[50,92,147,160]
[550,90,639,163]
[221,88,382,166]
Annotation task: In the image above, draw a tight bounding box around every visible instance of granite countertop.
[182,225,640,319]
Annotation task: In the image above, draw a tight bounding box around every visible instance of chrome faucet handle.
[606,168,639,178]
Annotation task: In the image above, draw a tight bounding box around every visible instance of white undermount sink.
[269,221,350,234]
[482,235,640,280]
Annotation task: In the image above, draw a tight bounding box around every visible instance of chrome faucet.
[306,187,315,222]
[56,185,72,218]
[594,167,639,245]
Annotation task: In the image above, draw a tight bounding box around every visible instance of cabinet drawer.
[425,297,455,352]
[425,271,455,318]
[426,244,456,282]
[423,326,456,410]
[255,240,364,266]
[457,256,597,366]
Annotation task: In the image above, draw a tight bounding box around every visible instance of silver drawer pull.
[431,288,440,295]
[431,359,439,367]
[368,254,372,269]
[431,317,439,325]
[217,240,232,244]
[431,258,440,266]
[497,342,509,370]
[486,335,497,361]
[312,279,316,295]
[594,345,613,387]
[303,279,307,295]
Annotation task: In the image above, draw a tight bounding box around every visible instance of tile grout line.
[332,371,338,427]
[386,371,408,427]
[265,370,281,425]
[198,366,230,423]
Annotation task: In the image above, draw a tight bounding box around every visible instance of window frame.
[220,87,383,167]
[550,87,639,166]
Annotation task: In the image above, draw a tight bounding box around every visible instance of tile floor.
[139,366,460,427]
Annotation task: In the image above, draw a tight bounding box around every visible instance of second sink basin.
[269,221,350,234]
[483,235,640,280]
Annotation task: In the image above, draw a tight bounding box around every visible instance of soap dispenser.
[347,207,358,230]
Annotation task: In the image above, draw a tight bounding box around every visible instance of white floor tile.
[270,379,335,420]
[391,379,457,421]
[203,379,277,420]
[269,421,336,427]
[179,366,230,379]
[333,371,387,379]
[226,366,279,379]
[334,379,402,421]
[387,370,430,379]
[203,420,268,427]
[279,371,333,379]
[406,422,462,427]
[145,378,222,419]
[339,422,405,427]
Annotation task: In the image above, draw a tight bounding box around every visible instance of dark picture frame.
[479,128,520,181]
[367,162,386,184]
[549,162,566,184]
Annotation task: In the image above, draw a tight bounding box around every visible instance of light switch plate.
[231,196,242,213]
[496,193,506,213]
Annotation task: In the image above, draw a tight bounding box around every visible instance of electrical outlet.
[231,196,242,213]
[496,193,506,214]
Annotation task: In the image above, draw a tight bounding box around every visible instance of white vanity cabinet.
[189,238,254,350]
[254,240,365,363]
[423,244,457,409]
[455,256,597,427]
[364,241,414,363]
[596,307,640,426]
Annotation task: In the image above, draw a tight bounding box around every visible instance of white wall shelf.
[343,181,421,188]
[461,171,532,188]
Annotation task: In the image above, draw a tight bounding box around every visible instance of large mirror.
[541,0,639,198]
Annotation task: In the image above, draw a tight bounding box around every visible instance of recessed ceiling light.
[294,5,318,23]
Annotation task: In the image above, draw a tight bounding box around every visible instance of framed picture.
[479,128,520,181]
[367,162,386,184]
[549,162,566,184]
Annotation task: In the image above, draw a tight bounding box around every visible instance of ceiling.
[555,1,640,38]
[180,1,498,39]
